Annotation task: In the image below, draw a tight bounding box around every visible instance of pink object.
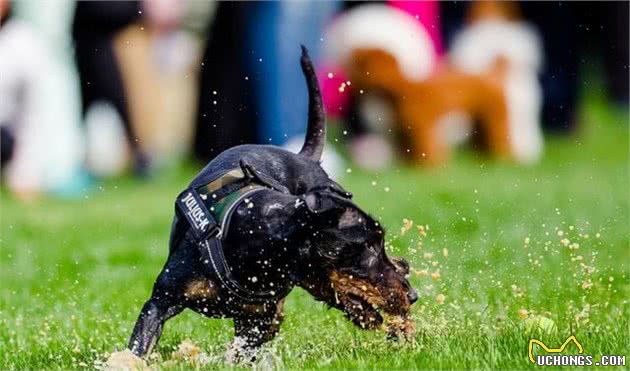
[320,64,352,118]
[389,0,443,55]
[320,2,444,118]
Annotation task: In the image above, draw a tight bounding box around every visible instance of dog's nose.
[407,288,418,304]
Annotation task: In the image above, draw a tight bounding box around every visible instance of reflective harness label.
[181,192,210,232]
[176,190,214,241]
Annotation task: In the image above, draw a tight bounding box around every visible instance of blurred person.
[530,1,628,108]
[193,1,342,178]
[251,1,344,177]
[443,1,628,132]
[519,1,628,129]
[0,0,85,199]
[518,2,582,132]
[114,0,210,165]
[449,0,544,163]
[72,1,151,177]
[247,1,341,146]
[193,2,258,162]
[522,1,628,132]
[601,2,629,106]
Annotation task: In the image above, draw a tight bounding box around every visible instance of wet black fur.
[127,47,416,362]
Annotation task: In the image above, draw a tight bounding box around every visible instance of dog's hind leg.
[128,247,192,357]
[226,299,286,363]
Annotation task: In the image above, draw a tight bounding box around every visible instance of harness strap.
[202,238,291,302]
[175,165,292,302]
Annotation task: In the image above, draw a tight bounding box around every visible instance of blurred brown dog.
[348,48,511,165]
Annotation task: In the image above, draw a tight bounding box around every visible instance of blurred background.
[1,2,629,368]
[0,0,627,198]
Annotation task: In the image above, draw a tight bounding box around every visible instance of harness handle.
[239,159,291,194]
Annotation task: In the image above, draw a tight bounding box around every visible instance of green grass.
[1,96,628,370]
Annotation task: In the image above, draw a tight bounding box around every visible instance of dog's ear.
[252,192,352,258]
[302,191,367,231]
[303,191,344,214]
[300,191,382,266]
[259,191,358,236]
[303,191,353,218]
[252,192,313,241]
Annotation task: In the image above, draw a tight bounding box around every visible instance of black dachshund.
[128,46,417,362]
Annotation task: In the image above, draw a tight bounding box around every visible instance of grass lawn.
[1,96,628,370]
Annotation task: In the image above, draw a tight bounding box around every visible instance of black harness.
[175,160,353,303]
[175,162,292,303]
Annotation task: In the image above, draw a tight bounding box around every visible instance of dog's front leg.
[226,299,285,363]
[128,298,183,357]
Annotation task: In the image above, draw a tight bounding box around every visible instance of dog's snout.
[407,288,418,304]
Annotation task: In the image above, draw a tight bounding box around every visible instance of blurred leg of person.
[439,1,468,48]
[73,1,150,176]
[247,1,341,146]
[602,1,629,106]
[193,2,258,162]
[0,127,15,168]
[443,2,580,133]
[520,2,580,133]
[0,16,47,198]
[115,0,210,164]
[1,0,87,198]
[246,1,281,145]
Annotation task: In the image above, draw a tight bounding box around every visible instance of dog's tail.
[298,45,326,162]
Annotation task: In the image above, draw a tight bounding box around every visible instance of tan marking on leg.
[240,303,267,314]
[184,280,217,300]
